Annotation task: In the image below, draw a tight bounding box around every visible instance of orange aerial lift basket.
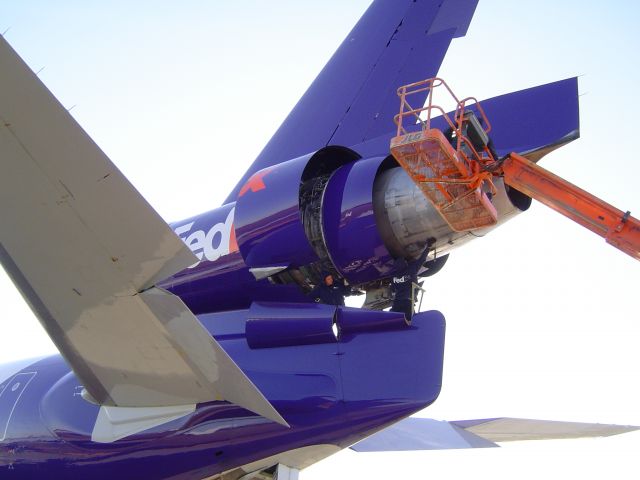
[390,77,640,261]
[390,78,500,232]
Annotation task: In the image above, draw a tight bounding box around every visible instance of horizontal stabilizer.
[451,417,640,443]
[0,35,286,426]
[351,418,497,451]
[353,77,580,162]
[351,417,639,452]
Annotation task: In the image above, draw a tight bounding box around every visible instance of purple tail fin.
[224,0,479,203]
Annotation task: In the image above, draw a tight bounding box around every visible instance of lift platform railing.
[390,78,499,232]
[390,77,639,261]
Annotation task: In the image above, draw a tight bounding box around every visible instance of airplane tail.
[225,0,479,203]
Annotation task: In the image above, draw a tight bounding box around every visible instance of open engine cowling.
[234,145,530,290]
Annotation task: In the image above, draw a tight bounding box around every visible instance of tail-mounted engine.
[234,142,529,298]
[168,76,637,315]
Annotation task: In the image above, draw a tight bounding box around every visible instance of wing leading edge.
[0,35,286,426]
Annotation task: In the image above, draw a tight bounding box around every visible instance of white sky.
[1,1,639,479]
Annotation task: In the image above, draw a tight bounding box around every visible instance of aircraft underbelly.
[0,308,445,479]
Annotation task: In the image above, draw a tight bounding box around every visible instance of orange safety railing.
[390,77,640,261]
[390,78,499,231]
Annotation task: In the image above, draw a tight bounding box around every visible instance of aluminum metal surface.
[374,167,527,259]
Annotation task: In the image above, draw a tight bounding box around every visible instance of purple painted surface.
[330,28,452,146]
[160,204,312,314]
[235,154,318,269]
[225,0,479,203]
[246,302,337,349]
[352,77,580,159]
[337,308,407,335]
[168,203,238,275]
[0,309,445,479]
[481,77,580,157]
[322,157,397,284]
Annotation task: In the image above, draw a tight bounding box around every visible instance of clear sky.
[1,1,639,479]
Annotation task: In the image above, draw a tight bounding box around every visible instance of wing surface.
[451,417,640,443]
[0,35,286,426]
[351,417,639,451]
[225,0,479,202]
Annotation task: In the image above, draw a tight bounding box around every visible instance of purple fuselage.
[1,309,445,479]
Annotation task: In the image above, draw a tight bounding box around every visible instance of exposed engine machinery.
[230,80,535,308]
[162,149,529,313]
[164,107,529,312]
[163,78,638,315]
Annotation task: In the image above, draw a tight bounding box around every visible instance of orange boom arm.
[502,152,640,261]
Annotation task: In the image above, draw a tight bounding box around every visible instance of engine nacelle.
[234,146,361,272]
[373,166,531,260]
[234,150,400,288]
[165,146,531,313]
[227,145,532,289]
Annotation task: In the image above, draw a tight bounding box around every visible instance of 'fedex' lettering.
[174,208,237,268]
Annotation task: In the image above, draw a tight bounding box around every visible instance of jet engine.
[233,145,530,300]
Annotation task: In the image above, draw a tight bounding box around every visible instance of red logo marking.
[229,223,239,253]
[239,167,274,197]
